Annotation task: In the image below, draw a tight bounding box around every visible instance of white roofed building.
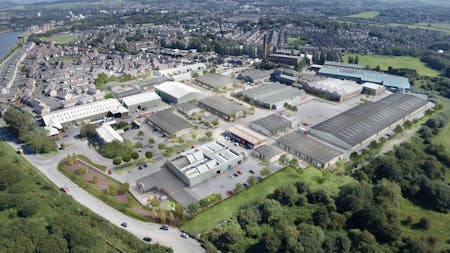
[121,91,162,111]
[304,79,363,102]
[155,81,202,104]
[95,124,123,143]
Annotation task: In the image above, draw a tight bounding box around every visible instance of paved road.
[0,129,204,253]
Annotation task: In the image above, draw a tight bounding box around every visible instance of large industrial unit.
[121,91,163,111]
[226,124,267,149]
[303,79,363,102]
[277,131,344,169]
[310,94,428,150]
[199,96,246,120]
[164,141,244,186]
[147,109,193,137]
[237,82,304,109]
[268,54,302,67]
[250,114,292,136]
[237,69,272,84]
[195,73,235,90]
[95,124,123,144]
[42,98,128,129]
[253,144,283,163]
[317,61,411,92]
[155,81,202,104]
[156,63,206,78]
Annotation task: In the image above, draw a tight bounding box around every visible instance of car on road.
[181,232,189,238]
[227,191,233,196]
[121,222,128,227]
[233,173,238,177]
[237,170,242,175]
[138,166,143,170]
[143,164,148,168]
[160,225,169,231]
[249,170,255,174]
[128,169,134,173]
[143,237,152,242]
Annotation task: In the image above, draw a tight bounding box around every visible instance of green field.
[181,167,356,235]
[348,11,380,19]
[343,54,440,77]
[432,99,450,166]
[386,23,450,35]
[40,35,76,44]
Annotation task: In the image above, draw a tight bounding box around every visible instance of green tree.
[260,166,272,177]
[113,157,122,165]
[168,212,175,223]
[234,183,245,193]
[91,175,98,184]
[149,198,160,208]
[137,130,144,137]
[131,152,139,160]
[159,210,167,224]
[247,176,257,185]
[205,131,213,138]
[134,142,143,149]
[106,184,118,196]
[122,154,131,163]
[145,151,153,159]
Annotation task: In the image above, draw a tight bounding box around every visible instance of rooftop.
[238,82,304,105]
[95,124,123,143]
[251,114,292,134]
[307,79,362,96]
[196,73,234,88]
[254,144,283,159]
[238,69,272,81]
[121,91,161,107]
[199,96,245,116]
[324,61,365,69]
[155,81,201,99]
[278,131,343,165]
[147,109,193,135]
[228,124,267,146]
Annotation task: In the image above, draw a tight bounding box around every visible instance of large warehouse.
[317,61,411,92]
[199,96,246,120]
[42,98,128,128]
[277,131,344,169]
[147,109,193,137]
[238,82,304,109]
[310,94,428,150]
[121,91,162,111]
[303,79,363,102]
[155,81,202,104]
[195,73,235,90]
[165,141,243,186]
[227,124,267,149]
[250,114,292,136]
[238,69,272,84]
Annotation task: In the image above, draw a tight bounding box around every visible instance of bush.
[77,166,88,175]
[145,151,153,159]
[122,154,131,163]
[113,157,122,165]
[106,184,118,196]
[91,176,98,184]
[131,152,139,160]
[417,217,431,230]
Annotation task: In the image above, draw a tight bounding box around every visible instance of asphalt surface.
[0,128,204,253]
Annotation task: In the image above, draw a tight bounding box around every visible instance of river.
[0,31,24,59]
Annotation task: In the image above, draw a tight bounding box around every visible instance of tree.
[295,181,310,194]
[91,175,98,184]
[205,131,213,138]
[272,184,297,206]
[394,124,403,134]
[137,130,144,137]
[191,133,197,140]
[168,212,175,223]
[122,154,131,163]
[212,120,219,127]
[134,142,143,149]
[159,210,167,224]
[260,166,272,177]
[278,154,289,166]
[17,199,40,218]
[417,217,430,230]
[131,152,139,160]
[145,151,153,159]
[177,137,184,143]
[122,183,130,192]
[175,203,184,217]
[113,157,122,165]
[234,183,245,193]
[247,176,257,185]
[106,184,118,196]
[149,198,160,208]
[336,182,373,212]
[188,203,200,215]
[289,158,299,168]
[148,138,155,145]
[355,55,359,64]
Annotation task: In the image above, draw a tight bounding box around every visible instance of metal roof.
[199,96,245,116]
[147,109,192,134]
[121,91,161,107]
[239,69,272,81]
[95,124,123,143]
[227,124,267,146]
[324,61,365,69]
[251,114,292,134]
[196,73,234,88]
[277,131,343,165]
[310,94,427,148]
[254,144,283,159]
[238,82,304,105]
[155,81,201,99]
[306,79,362,97]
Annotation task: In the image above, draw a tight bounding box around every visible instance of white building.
[121,91,163,111]
[304,79,362,102]
[156,63,206,78]
[95,124,123,143]
[155,81,202,104]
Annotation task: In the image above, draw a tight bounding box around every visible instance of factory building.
[176,101,202,117]
[362,83,385,96]
[250,114,292,136]
[237,70,272,84]
[277,131,344,169]
[199,96,246,121]
[164,141,244,186]
[156,63,206,78]
[268,54,303,67]
[42,98,128,129]
[147,109,193,137]
[226,124,267,149]
[253,145,283,163]
[121,91,162,111]
[95,124,123,144]
[310,94,428,150]
[303,79,363,102]
[238,82,304,109]
[317,61,411,92]
[155,81,202,104]
[195,73,235,90]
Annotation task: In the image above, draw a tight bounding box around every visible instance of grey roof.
[310,94,427,148]
[324,61,365,69]
[199,96,244,116]
[254,144,283,159]
[147,109,192,134]
[238,82,304,105]
[176,101,199,113]
[114,88,141,99]
[251,114,292,133]
[278,131,343,165]
[239,70,272,81]
[196,73,234,88]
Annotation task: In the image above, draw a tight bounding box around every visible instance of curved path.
[1,130,204,253]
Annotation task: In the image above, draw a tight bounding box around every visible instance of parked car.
[227,191,233,196]
[121,222,128,227]
[257,176,263,181]
[160,225,169,231]
[249,170,255,174]
[243,183,249,188]
[181,232,189,238]
[144,164,148,168]
[143,237,152,242]
[233,173,238,177]
[128,169,134,173]
[237,170,242,175]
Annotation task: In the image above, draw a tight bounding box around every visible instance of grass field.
[386,23,450,35]
[348,11,380,19]
[40,35,76,44]
[181,166,355,235]
[399,198,450,251]
[431,99,450,167]
[343,54,440,77]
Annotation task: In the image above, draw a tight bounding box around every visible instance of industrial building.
[199,96,245,120]
[303,79,363,102]
[253,144,283,163]
[155,81,202,104]
[310,94,428,150]
[250,114,292,136]
[277,131,344,169]
[238,70,272,84]
[238,82,304,109]
[165,141,244,186]
[42,98,128,129]
[147,109,193,137]
[268,54,302,67]
[121,91,162,111]
[362,83,385,96]
[226,124,267,149]
[156,63,206,78]
[195,73,235,90]
[317,61,411,92]
[176,101,201,117]
[95,124,123,144]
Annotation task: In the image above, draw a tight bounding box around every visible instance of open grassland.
[343,54,440,77]
[386,22,450,35]
[348,11,380,19]
[181,166,355,235]
[40,35,76,44]
[432,98,450,163]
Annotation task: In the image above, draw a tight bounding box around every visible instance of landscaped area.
[181,166,356,235]
[343,54,440,77]
[40,35,76,44]
[348,11,380,19]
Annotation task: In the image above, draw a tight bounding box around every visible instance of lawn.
[348,11,380,19]
[343,54,440,77]
[399,198,450,251]
[181,166,355,235]
[386,23,450,35]
[40,35,76,44]
[431,98,450,164]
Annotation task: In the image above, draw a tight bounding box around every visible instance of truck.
[298,127,309,135]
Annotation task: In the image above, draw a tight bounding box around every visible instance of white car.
[128,170,135,173]
[180,232,189,238]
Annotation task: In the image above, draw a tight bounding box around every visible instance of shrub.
[145,151,153,159]
[113,157,122,165]
[91,175,98,184]
[131,152,139,160]
[122,154,131,163]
